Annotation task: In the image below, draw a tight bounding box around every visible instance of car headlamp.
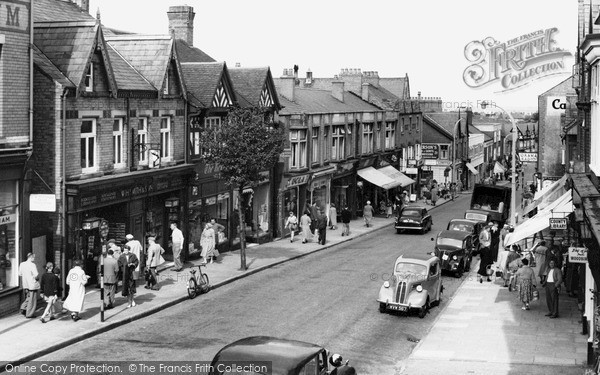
[416,285,423,292]
[383,281,390,288]
[453,255,458,260]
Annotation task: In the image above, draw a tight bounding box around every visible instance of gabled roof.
[422,114,453,140]
[426,112,469,135]
[181,62,236,108]
[228,67,281,109]
[174,39,216,63]
[32,45,75,88]
[105,43,156,93]
[34,0,94,22]
[379,76,410,99]
[105,35,175,91]
[278,89,381,115]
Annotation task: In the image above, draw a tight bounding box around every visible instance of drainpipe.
[61,87,68,298]
[29,0,33,147]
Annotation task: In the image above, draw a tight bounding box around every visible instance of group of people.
[285,202,353,245]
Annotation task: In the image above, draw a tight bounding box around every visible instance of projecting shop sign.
[519,152,538,162]
[549,218,567,230]
[568,246,588,263]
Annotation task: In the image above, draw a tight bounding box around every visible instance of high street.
[30,196,471,375]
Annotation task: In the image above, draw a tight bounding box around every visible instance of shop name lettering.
[0,2,28,32]
[463,28,572,91]
[80,178,184,207]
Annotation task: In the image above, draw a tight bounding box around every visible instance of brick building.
[0,0,32,315]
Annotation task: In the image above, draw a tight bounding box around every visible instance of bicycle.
[187,264,210,299]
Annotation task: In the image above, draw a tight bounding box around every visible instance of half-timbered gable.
[181,62,236,111]
[228,67,281,111]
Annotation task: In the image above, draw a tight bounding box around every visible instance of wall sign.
[568,246,588,263]
[286,174,310,188]
[421,144,439,159]
[549,218,567,230]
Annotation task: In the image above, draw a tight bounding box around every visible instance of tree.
[530,112,539,122]
[198,106,285,270]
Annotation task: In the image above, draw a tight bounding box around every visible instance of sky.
[88,0,578,113]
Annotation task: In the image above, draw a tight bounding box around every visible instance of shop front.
[66,165,192,283]
[308,167,334,212]
[238,171,272,244]
[279,173,311,240]
[331,161,357,219]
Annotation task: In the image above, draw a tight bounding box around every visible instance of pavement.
[0,189,591,374]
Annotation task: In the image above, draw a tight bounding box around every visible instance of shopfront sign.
[568,246,588,263]
[405,167,418,175]
[0,213,16,224]
[422,144,439,159]
[0,1,30,34]
[30,194,56,212]
[519,152,538,162]
[311,177,328,190]
[549,217,567,230]
[286,174,310,188]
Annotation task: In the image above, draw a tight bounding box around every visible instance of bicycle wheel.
[200,273,210,293]
[202,273,209,286]
[188,278,198,299]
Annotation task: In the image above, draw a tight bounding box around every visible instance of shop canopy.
[466,162,479,175]
[357,166,402,190]
[377,166,416,187]
[523,175,568,217]
[504,190,573,246]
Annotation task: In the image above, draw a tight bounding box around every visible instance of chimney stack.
[277,76,295,101]
[167,5,195,46]
[332,81,345,102]
[361,83,369,101]
[73,0,89,13]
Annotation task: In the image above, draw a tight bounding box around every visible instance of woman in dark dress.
[118,244,139,308]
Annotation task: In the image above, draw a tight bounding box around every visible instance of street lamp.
[452,118,463,200]
[482,101,517,227]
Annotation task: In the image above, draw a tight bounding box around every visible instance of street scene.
[0,0,599,375]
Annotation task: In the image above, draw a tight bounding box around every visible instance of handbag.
[532,289,539,301]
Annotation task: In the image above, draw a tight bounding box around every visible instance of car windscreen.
[448,223,473,232]
[395,262,427,276]
[436,237,463,248]
[402,209,422,217]
[465,213,487,222]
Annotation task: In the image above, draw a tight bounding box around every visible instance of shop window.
[332,125,345,161]
[0,181,18,290]
[80,119,97,173]
[440,145,449,159]
[113,118,124,167]
[312,127,319,165]
[137,118,148,164]
[385,121,396,149]
[160,117,171,160]
[290,129,307,169]
[362,123,373,154]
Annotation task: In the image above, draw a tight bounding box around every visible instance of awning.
[357,167,397,189]
[378,166,416,187]
[466,162,479,175]
[493,162,506,174]
[505,192,573,246]
[523,175,568,216]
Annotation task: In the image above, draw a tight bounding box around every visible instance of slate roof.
[361,83,399,110]
[426,112,469,135]
[34,0,94,22]
[175,39,216,63]
[278,89,381,115]
[422,114,452,139]
[379,77,410,99]
[228,67,280,109]
[32,45,75,88]
[181,62,228,108]
[105,35,173,90]
[105,44,156,92]
[34,21,98,89]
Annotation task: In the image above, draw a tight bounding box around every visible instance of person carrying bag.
[285,211,299,243]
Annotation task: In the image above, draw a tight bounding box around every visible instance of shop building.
[421,116,453,185]
[0,0,32,316]
[30,1,192,298]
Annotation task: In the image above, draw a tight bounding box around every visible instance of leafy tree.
[198,106,285,270]
[530,112,539,122]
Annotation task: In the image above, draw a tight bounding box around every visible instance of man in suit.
[103,249,119,309]
[316,209,328,245]
[544,259,563,318]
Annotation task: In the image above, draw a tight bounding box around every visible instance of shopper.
[200,223,216,264]
[40,262,61,323]
[544,259,563,318]
[103,249,119,309]
[363,201,374,227]
[146,236,164,290]
[210,218,225,256]
[18,252,40,318]
[170,222,184,272]
[477,223,493,283]
[300,210,313,244]
[284,211,299,243]
[341,206,351,236]
[329,203,338,230]
[118,244,139,308]
[125,234,144,280]
[515,258,536,310]
[316,209,328,245]
[63,259,89,321]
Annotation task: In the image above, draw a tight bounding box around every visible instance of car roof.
[396,253,436,264]
[437,230,470,240]
[448,219,480,225]
[210,336,325,375]
[404,206,426,210]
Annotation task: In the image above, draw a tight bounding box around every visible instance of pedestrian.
[118,244,139,308]
[504,244,521,288]
[125,234,144,280]
[499,224,509,249]
[200,223,216,264]
[329,203,338,230]
[341,206,351,236]
[490,223,500,262]
[146,236,164,290]
[363,200,374,227]
[107,239,122,260]
[532,240,548,284]
[431,185,439,206]
[170,222,184,272]
[18,252,40,318]
[544,259,563,318]
[40,262,61,323]
[210,218,225,256]
[317,209,328,245]
[457,180,463,193]
[477,223,493,283]
[309,202,319,237]
[386,200,393,218]
[300,210,313,244]
[515,258,536,310]
[63,259,89,321]
[284,211,299,243]
[103,249,119,309]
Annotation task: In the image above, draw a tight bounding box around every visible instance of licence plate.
[388,305,408,312]
[442,254,449,260]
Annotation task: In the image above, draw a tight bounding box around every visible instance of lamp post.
[482,101,517,227]
[452,118,463,200]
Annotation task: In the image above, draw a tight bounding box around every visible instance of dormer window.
[85,63,94,92]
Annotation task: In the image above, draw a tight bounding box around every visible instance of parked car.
[433,230,474,278]
[395,206,432,234]
[209,336,330,375]
[446,218,484,251]
[377,253,443,318]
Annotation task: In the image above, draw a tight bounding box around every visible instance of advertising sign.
[519,152,538,162]
[30,194,56,212]
[421,144,439,159]
[568,246,588,264]
[549,218,567,230]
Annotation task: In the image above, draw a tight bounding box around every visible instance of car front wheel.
[379,303,386,313]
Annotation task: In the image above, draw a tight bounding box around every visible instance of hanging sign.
[568,246,588,263]
[549,218,567,230]
[30,194,56,212]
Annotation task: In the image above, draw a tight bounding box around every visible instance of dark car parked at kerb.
[395,206,432,234]
[433,230,473,278]
[446,218,484,251]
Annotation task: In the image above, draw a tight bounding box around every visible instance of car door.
[423,209,431,226]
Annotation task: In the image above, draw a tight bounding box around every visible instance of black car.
[446,218,484,251]
[433,230,473,277]
[395,206,432,234]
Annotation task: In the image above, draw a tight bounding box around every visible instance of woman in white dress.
[284,211,299,242]
[200,223,216,264]
[63,259,89,321]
